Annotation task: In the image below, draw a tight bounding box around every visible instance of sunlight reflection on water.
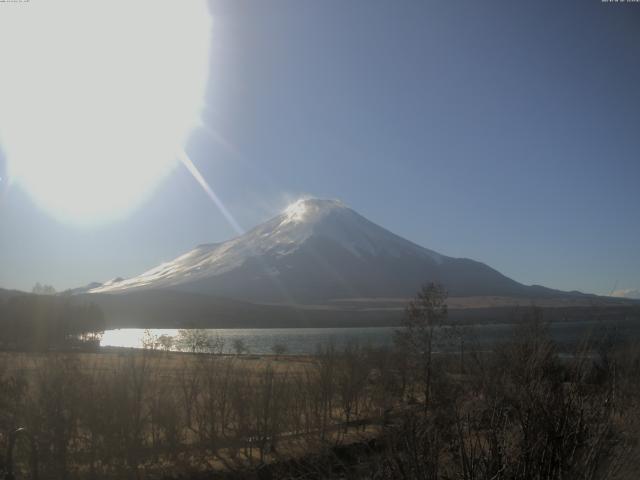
[101,319,640,355]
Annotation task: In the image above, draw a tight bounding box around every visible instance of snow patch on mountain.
[90,198,445,294]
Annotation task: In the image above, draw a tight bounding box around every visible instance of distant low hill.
[80,289,639,329]
[1,286,637,330]
[0,287,25,302]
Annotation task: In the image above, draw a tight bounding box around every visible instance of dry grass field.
[1,303,639,479]
[0,344,399,479]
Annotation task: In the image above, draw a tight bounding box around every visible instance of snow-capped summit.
[90,198,544,302]
[281,198,345,223]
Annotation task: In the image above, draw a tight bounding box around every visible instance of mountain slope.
[91,198,563,302]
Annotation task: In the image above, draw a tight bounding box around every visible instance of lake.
[101,318,640,355]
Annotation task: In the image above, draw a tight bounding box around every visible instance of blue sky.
[1,0,639,295]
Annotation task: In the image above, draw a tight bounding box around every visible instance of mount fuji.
[90,198,563,303]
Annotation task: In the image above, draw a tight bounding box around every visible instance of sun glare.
[0,1,211,225]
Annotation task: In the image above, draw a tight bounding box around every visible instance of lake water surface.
[101,318,640,355]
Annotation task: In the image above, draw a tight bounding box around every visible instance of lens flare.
[0,1,211,225]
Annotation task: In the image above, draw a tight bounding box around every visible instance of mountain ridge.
[89,198,579,303]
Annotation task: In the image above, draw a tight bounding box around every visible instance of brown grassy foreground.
[0,344,401,479]
[1,313,640,479]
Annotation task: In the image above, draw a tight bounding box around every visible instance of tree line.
[0,294,105,351]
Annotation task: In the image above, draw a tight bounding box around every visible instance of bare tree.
[336,343,368,431]
[176,329,215,353]
[232,338,248,356]
[395,282,447,412]
[141,329,159,351]
[271,343,288,357]
[31,283,57,295]
[157,334,174,352]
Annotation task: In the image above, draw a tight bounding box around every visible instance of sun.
[0,0,211,225]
